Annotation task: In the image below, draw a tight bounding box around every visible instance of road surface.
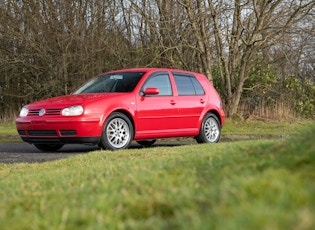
[0,142,101,164]
[0,134,283,164]
[0,141,191,164]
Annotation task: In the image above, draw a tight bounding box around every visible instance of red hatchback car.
[16,68,225,151]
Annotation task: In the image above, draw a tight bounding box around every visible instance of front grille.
[28,109,40,116]
[28,108,61,116]
[46,109,61,116]
[28,130,57,137]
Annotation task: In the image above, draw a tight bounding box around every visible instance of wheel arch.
[103,109,136,138]
[208,110,222,127]
[200,109,223,129]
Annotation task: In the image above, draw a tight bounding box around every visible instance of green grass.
[222,118,314,135]
[0,121,18,136]
[0,124,314,229]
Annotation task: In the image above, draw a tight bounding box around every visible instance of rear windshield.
[73,72,145,94]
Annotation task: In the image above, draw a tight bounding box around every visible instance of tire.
[34,144,64,152]
[196,113,221,143]
[136,139,156,147]
[99,112,133,150]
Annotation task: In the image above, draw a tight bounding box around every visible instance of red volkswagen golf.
[16,68,225,151]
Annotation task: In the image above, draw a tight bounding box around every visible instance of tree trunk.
[183,0,213,81]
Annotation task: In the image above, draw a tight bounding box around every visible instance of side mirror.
[142,87,159,96]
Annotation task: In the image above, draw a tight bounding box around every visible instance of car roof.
[105,68,203,76]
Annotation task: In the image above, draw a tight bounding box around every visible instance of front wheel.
[196,113,221,143]
[34,144,64,152]
[99,112,134,150]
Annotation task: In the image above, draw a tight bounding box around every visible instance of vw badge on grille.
[39,109,45,116]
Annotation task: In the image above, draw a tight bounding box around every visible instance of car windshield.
[73,72,145,94]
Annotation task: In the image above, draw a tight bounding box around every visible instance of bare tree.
[0,0,314,119]
[180,0,214,81]
[208,0,314,116]
[0,0,136,118]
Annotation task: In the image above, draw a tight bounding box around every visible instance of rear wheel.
[137,139,156,147]
[196,113,221,143]
[34,144,64,152]
[99,112,133,150]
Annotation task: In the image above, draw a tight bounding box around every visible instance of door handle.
[170,100,176,105]
[200,99,206,104]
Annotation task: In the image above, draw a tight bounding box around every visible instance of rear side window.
[173,74,205,96]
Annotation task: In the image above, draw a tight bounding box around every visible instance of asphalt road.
[0,141,190,164]
[0,142,99,164]
[0,135,283,164]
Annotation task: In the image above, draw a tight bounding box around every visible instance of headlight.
[19,107,29,117]
[62,105,84,116]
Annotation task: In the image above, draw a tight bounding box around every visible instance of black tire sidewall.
[99,112,134,150]
[197,113,221,143]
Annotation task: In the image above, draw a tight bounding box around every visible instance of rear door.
[172,72,207,133]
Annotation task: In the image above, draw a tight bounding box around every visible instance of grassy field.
[222,118,314,135]
[0,121,18,136]
[0,122,314,229]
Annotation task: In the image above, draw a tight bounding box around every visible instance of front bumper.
[16,116,102,145]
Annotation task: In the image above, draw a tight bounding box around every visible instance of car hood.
[26,93,127,108]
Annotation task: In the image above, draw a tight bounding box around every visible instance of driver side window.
[142,74,173,96]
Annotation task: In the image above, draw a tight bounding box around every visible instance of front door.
[135,72,179,139]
